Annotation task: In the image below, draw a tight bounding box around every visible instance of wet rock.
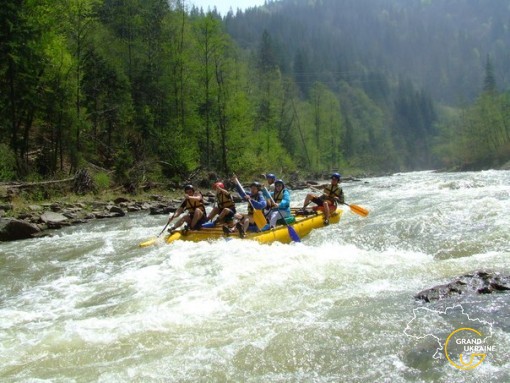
[0,218,41,241]
[109,206,125,217]
[47,221,72,229]
[149,204,175,215]
[40,211,69,224]
[415,271,510,303]
[140,202,152,210]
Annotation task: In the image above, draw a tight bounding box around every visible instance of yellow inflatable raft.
[139,209,342,247]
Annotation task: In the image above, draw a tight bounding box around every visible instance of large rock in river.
[415,271,510,303]
[0,218,41,241]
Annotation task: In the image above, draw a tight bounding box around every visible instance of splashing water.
[1,171,509,382]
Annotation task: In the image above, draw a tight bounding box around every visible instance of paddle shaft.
[158,209,180,237]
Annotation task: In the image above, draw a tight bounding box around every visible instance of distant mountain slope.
[226,0,510,104]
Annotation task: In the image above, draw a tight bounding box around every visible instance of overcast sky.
[188,0,267,16]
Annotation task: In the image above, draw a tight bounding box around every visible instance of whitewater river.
[1,171,509,382]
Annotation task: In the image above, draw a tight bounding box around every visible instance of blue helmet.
[266,173,276,180]
[275,179,285,187]
[331,172,341,180]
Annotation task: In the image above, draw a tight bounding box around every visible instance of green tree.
[0,0,45,172]
[60,0,101,159]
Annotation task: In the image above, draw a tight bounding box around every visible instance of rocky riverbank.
[0,194,179,241]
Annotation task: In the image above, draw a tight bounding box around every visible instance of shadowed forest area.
[1,0,509,193]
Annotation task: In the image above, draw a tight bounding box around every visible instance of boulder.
[415,271,510,303]
[109,206,126,217]
[0,218,41,241]
[40,211,69,224]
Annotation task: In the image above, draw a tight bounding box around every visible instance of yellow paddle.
[233,176,267,230]
[342,202,369,217]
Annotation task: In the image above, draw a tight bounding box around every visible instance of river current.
[1,171,509,382]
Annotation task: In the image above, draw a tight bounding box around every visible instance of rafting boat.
[139,208,342,247]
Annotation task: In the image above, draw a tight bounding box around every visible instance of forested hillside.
[228,0,510,103]
[1,0,509,190]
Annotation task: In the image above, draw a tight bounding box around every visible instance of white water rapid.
[1,171,509,382]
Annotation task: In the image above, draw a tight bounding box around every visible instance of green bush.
[93,172,111,191]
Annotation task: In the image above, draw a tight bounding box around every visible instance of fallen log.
[0,177,75,189]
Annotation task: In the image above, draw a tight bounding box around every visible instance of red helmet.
[213,182,225,189]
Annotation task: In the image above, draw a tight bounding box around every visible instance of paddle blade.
[139,237,159,248]
[348,204,369,217]
[287,226,301,242]
[253,209,267,229]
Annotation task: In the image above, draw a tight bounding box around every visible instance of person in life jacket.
[206,182,236,228]
[262,179,291,230]
[261,173,277,215]
[232,180,267,238]
[167,184,207,231]
[299,172,345,225]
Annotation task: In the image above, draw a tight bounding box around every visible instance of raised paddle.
[262,186,300,242]
[233,176,267,230]
[308,184,369,217]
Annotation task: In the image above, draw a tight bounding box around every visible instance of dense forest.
[1,0,509,190]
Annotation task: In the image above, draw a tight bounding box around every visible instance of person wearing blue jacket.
[262,179,291,230]
[233,180,267,237]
